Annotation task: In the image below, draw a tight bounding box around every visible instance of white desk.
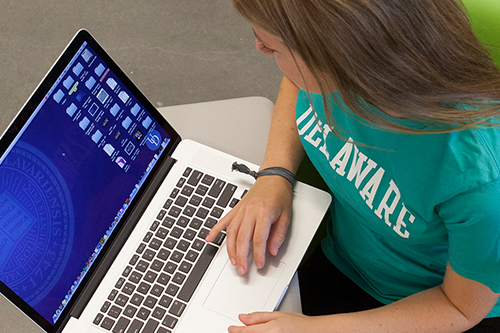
[0,97,302,333]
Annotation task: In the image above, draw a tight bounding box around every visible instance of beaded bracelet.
[231,162,295,187]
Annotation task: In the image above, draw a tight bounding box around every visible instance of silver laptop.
[0,29,331,333]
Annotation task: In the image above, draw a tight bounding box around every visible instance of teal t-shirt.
[295,90,500,317]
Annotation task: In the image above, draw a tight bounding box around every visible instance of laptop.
[0,29,331,333]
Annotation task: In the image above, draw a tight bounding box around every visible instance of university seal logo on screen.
[0,142,74,305]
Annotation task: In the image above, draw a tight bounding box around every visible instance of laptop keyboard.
[93,167,240,333]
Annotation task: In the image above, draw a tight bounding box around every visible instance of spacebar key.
[178,244,218,302]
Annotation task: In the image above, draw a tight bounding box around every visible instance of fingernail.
[272,245,279,256]
[230,258,236,266]
[238,266,245,274]
[256,261,264,269]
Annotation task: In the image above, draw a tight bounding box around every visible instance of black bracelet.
[231,162,295,187]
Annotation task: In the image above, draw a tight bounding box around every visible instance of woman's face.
[252,26,323,93]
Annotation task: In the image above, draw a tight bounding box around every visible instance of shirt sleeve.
[438,177,500,292]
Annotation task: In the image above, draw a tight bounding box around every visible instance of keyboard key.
[168,206,181,218]
[130,293,144,306]
[162,217,175,228]
[181,185,194,197]
[162,315,178,329]
[176,177,186,188]
[179,261,193,274]
[164,262,177,274]
[183,205,196,217]
[137,307,151,320]
[144,296,157,309]
[93,313,104,325]
[159,295,173,308]
[201,174,215,186]
[122,266,133,277]
[126,319,143,333]
[157,273,171,285]
[163,237,177,249]
[150,220,160,231]
[166,283,180,296]
[142,249,156,261]
[178,244,218,302]
[112,317,130,333]
[170,227,183,239]
[129,254,139,265]
[129,271,142,284]
[122,283,135,296]
[144,270,158,283]
[183,228,196,241]
[217,183,237,207]
[138,282,151,295]
[170,188,179,199]
[157,248,171,260]
[210,206,224,219]
[142,319,159,333]
[101,301,111,313]
[136,260,149,272]
[173,272,186,285]
[156,210,167,221]
[100,317,115,330]
[185,250,199,262]
[115,294,129,307]
[115,277,125,289]
[195,207,209,219]
[201,197,215,208]
[152,306,167,320]
[183,167,192,177]
[197,228,210,240]
[208,179,226,198]
[108,289,118,301]
[187,170,203,186]
[189,195,202,206]
[151,259,164,272]
[163,198,173,210]
[229,198,240,208]
[171,251,184,263]
[191,239,205,251]
[123,305,137,318]
[169,300,186,317]
[151,284,165,297]
[189,218,203,230]
[213,232,226,246]
[195,184,209,196]
[176,240,190,252]
[108,305,122,319]
[174,196,188,207]
[136,243,146,254]
[204,217,218,229]
[177,216,190,228]
[149,238,162,250]
[143,232,154,243]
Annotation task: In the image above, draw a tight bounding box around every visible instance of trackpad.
[203,255,286,320]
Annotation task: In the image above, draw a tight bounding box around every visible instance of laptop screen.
[0,30,179,330]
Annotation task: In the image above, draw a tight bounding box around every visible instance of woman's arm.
[206,75,305,274]
[229,263,500,332]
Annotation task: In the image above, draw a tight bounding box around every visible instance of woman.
[206,0,500,331]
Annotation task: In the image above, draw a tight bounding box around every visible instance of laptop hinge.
[66,155,177,323]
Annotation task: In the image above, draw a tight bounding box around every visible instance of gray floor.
[0,0,283,136]
[0,1,283,332]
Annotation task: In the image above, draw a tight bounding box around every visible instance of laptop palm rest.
[203,252,286,320]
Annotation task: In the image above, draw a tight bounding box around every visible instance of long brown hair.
[232,0,500,134]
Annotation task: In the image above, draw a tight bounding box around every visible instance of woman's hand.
[228,311,318,333]
[205,175,293,274]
